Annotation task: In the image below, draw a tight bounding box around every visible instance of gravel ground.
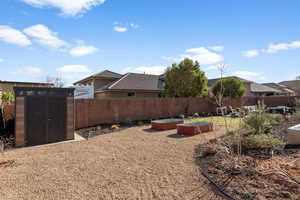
[0,125,226,200]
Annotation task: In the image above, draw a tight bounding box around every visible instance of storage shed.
[14,87,75,147]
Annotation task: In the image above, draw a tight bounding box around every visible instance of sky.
[0,0,300,85]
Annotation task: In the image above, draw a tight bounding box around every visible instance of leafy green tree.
[1,92,14,106]
[164,58,208,97]
[212,77,245,98]
[1,91,14,129]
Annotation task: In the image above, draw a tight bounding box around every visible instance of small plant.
[240,191,256,200]
[240,134,285,150]
[111,125,119,130]
[242,102,275,135]
[290,110,300,122]
[268,114,283,125]
[1,92,14,106]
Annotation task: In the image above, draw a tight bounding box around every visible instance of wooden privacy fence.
[75,96,299,129]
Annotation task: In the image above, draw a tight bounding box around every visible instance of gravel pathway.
[0,125,225,200]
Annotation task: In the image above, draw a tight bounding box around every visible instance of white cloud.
[125,66,167,75]
[69,45,98,56]
[181,47,223,65]
[265,43,289,54]
[23,24,67,49]
[265,40,300,53]
[56,65,92,84]
[208,46,224,52]
[185,47,209,54]
[57,65,91,73]
[0,25,31,47]
[122,67,132,73]
[21,0,106,17]
[0,58,3,63]
[243,40,300,57]
[130,23,139,29]
[113,22,139,32]
[234,71,265,81]
[161,56,179,62]
[243,50,259,57]
[205,65,218,70]
[290,41,300,48]
[113,26,128,32]
[13,66,42,75]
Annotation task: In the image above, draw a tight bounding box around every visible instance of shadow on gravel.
[167,133,191,139]
[142,128,175,133]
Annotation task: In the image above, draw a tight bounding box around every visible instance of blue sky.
[0,0,299,85]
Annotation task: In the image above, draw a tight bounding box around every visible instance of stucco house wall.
[95,90,161,99]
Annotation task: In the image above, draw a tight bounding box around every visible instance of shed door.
[25,96,67,146]
[26,96,48,146]
[47,96,67,143]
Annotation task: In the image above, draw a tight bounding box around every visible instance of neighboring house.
[74,70,164,98]
[208,76,281,97]
[0,80,53,104]
[0,81,53,94]
[262,83,296,96]
[279,80,300,96]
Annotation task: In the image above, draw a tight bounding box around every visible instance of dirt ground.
[0,125,226,200]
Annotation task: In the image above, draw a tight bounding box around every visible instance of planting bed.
[177,122,213,136]
[195,145,300,200]
[287,124,300,145]
[151,118,184,130]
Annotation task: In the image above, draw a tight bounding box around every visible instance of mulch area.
[195,143,300,200]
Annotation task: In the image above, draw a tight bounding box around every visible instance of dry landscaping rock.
[0,125,226,200]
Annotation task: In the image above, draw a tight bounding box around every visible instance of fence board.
[74,96,299,129]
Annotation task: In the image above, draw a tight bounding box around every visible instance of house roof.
[250,83,281,93]
[279,80,300,92]
[262,83,296,94]
[74,70,122,85]
[207,76,251,87]
[207,76,281,93]
[97,73,163,91]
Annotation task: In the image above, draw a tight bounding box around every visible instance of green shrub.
[242,103,282,135]
[268,114,283,125]
[1,92,14,106]
[243,112,271,135]
[290,110,300,122]
[241,134,285,150]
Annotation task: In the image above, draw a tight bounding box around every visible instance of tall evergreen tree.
[164,58,208,97]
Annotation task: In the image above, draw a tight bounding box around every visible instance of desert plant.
[295,99,300,111]
[1,92,14,106]
[290,110,300,122]
[0,92,14,131]
[242,103,273,135]
[240,134,285,150]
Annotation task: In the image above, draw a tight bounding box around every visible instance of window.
[128,92,136,97]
